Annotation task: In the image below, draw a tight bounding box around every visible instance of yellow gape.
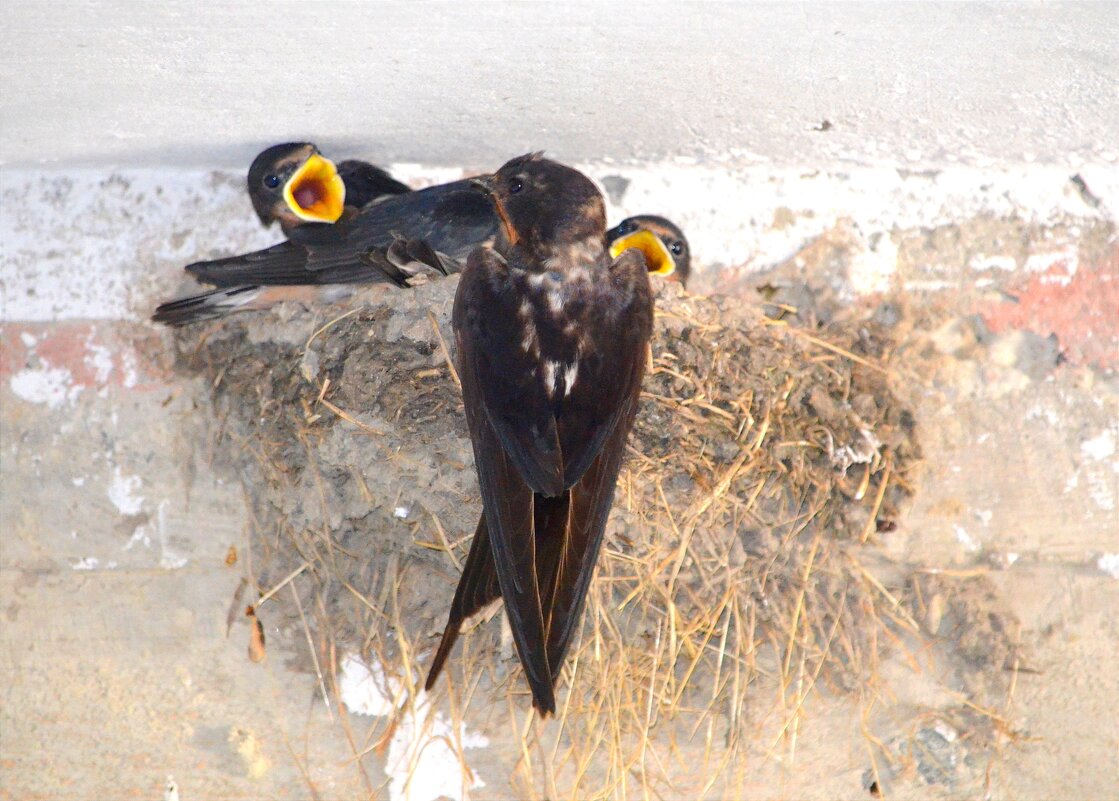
[283,154,346,223]
[609,229,675,277]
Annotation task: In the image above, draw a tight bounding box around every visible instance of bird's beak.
[472,174,518,245]
[609,230,676,277]
[283,154,346,223]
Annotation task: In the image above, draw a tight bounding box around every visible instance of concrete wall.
[2,1,1117,170]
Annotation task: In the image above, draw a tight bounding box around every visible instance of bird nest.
[173,278,926,796]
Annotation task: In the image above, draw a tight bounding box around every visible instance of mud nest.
[175,278,924,794]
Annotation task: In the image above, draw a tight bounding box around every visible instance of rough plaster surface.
[2,2,1117,170]
[3,163,1117,323]
[2,158,1117,796]
[2,5,1119,794]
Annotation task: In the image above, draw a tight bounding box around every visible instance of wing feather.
[453,251,556,712]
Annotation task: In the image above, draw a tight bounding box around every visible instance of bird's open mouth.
[283,154,345,223]
[609,230,676,277]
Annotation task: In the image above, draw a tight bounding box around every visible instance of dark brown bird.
[423,153,654,715]
[247,142,411,237]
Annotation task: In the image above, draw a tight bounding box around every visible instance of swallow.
[247,143,412,237]
[423,153,654,715]
[607,215,691,287]
[181,173,498,291]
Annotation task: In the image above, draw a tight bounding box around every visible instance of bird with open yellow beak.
[247,143,348,234]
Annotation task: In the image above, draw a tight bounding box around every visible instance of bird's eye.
[263,174,281,189]
[670,241,683,255]
[616,220,634,235]
[509,179,523,195]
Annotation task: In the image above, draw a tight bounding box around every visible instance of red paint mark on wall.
[979,247,1119,372]
[0,322,171,393]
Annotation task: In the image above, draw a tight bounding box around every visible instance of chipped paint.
[9,363,82,409]
[954,524,981,552]
[1081,430,1116,462]
[1084,471,1116,512]
[1097,553,1119,579]
[969,255,1018,272]
[83,332,114,384]
[108,466,144,516]
[1025,250,1079,286]
[980,249,1118,371]
[1,170,275,322]
[3,165,1117,323]
[338,654,488,801]
[163,776,179,801]
[1075,429,1119,512]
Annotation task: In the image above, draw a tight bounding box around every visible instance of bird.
[247,142,411,237]
[422,153,654,715]
[607,214,691,287]
[184,173,498,290]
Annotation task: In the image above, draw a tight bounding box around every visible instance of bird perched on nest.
[151,143,689,325]
[151,168,497,324]
[247,142,411,236]
[422,153,654,715]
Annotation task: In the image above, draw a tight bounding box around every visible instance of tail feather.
[425,515,501,692]
[424,492,571,709]
[151,285,264,326]
[151,284,345,326]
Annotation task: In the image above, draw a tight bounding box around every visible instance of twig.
[289,581,334,723]
[256,561,310,606]
[428,309,461,390]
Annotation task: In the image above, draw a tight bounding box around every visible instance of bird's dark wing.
[424,514,499,690]
[451,248,572,713]
[184,238,395,287]
[543,250,653,677]
[424,494,571,694]
[557,250,653,487]
[546,389,642,679]
[382,237,462,279]
[454,250,564,497]
[151,285,266,325]
[336,159,411,207]
[186,180,494,288]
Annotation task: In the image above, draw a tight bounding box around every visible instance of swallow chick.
[247,143,411,237]
[424,153,654,715]
[607,215,692,287]
[151,164,501,325]
[248,143,347,234]
[187,171,494,289]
